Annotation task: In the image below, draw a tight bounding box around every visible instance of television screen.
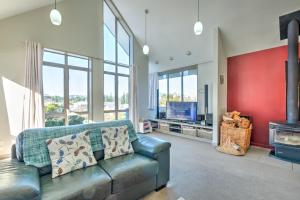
[166,102,197,121]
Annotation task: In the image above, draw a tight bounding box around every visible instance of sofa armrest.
[132,134,171,189]
[0,159,40,200]
[132,134,171,159]
[11,144,17,159]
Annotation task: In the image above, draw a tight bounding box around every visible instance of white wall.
[133,37,149,119]
[212,27,227,146]
[0,0,148,156]
[217,30,228,128]
[197,61,214,115]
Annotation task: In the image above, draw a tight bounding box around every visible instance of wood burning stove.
[269,122,300,163]
[269,10,300,163]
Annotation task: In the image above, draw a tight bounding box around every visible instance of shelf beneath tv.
[156,129,212,143]
[149,119,213,142]
[150,119,213,130]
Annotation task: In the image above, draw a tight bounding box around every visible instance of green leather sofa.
[0,120,171,200]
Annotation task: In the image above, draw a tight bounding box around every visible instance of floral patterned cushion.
[101,125,134,160]
[46,131,97,178]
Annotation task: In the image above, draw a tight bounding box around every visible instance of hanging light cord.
[145,10,148,44]
[197,0,199,21]
[55,0,57,9]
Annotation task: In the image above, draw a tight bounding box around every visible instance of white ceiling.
[113,0,300,72]
[1,0,300,72]
[0,0,63,20]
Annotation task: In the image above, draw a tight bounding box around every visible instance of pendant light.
[143,9,150,55]
[194,0,203,35]
[50,0,62,26]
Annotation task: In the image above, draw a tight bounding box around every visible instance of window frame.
[158,66,198,112]
[43,48,92,126]
[103,0,132,121]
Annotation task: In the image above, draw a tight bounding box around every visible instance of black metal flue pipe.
[287,19,299,124]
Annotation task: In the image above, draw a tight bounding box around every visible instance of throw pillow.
[101,125,134,160]
[46,131,97,178]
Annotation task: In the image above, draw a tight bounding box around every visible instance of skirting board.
[0,154,10,160]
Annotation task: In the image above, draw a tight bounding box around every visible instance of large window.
[43,49,91,127]
[158,68,197,112]
[159,75,168,112]
[103,1,131,121]
[169,72,182,102]
[183,70,197,102]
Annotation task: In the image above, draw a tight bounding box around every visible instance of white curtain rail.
[20,41,138,68]
[20,41,104,62]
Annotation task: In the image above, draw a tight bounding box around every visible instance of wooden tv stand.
[149,119,213,143]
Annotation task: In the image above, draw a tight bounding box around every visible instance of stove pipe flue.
[279,11,300,124]
[287,19,299,124]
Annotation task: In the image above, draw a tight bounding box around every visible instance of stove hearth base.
[269,145,300,164]
[269,122,300,164]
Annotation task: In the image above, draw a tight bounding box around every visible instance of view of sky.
[169,76,182,97]
[43,53,89,97]
[183,75,197,99]
[43,65,64,96]
[69,69,87,96]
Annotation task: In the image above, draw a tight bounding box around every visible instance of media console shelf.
[149,119,213,143]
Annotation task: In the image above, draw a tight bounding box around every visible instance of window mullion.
[115,74,118,120]
[115,16,119,120]
[64,53,69,125]
[181,72,184,102]
[167,74,169,102]
[88,59,92,122]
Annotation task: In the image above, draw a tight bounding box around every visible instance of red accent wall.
[228,44,300,148]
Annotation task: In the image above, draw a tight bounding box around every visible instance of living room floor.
[142,132,300,200]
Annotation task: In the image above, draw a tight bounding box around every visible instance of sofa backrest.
[15,120,137,175]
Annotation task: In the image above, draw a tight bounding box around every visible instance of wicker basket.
[220,125,252,151]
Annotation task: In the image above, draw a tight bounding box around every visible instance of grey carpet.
[142,132,300,200]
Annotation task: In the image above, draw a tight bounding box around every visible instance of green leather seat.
[2,121,171,200]
[0,159,40,200]
[99,154,159,194]
[40,165,111,200]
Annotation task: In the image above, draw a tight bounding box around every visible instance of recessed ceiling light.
[186,51,192,56]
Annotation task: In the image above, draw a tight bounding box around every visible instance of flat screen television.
[166,102,197,121]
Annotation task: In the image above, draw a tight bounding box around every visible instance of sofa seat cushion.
[99,154,158,194]
[0,159,40,200]
[40,165,111,200]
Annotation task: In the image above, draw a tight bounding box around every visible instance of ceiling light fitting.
[194,0,203,35]
[186,51,192,56]
[50,0,62,26]
[143,9,149,55]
